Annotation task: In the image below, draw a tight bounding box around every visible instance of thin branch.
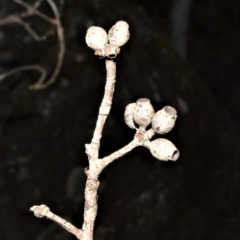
[80,59,117,240]
[15,0,56,23]
[0,0,65,90]
[29,21,180,240]
[88,60,116,161]
[30,205,83,239]
[14,0,42,13]
[99,139,140,168]
[19,19,54,41]
[97,129,156,171]
[0,14,52,41]
[32,0,44,10]
[29,20,180,240]
[0,65,47,83]
[29,0,65,89]
[0,15,21,25]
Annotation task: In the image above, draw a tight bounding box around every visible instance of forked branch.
[30,21,180,240]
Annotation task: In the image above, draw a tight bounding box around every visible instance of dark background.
[0,0,240,239]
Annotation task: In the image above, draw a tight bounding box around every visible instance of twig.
[30,21,180,240]
[0,14,52,41]
[0,0,65,90]
[0,65,47,83]
[15,0,55,23]
[88,60,116,161]
[100,139,140,168]
[29,0,65,89]
[30,205,82,239]
[96,128,156,173]
[20,19,54,41]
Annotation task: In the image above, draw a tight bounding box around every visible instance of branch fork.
[30,20,180,240]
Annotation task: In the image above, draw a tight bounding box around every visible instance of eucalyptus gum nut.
[152,106,177,134]
[108,21,130,47]
[124,103,136,129]
[149,138,179,161]
[133,98,155,128]
[85,26,108,50]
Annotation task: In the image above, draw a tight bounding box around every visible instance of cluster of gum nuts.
[85,21,179,162]
[85,21,130,58]
[124,98,180,162]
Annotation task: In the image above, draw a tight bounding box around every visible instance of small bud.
[148,138,179,161]
[133,98,155,128]
[30,204,50,218]
[124,103,136,129]
[86,26,108,50]
[152,106,177,134]
[108,21,130,47]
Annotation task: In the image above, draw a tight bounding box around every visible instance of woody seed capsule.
[148,138,179,161]
[86,26,108,50]
[108,21,130,47]
[133,98,155,128]
[152,106,177,134]
[124,103,136,129]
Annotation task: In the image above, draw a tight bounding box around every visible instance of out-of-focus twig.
[0,65,47,83]
[0,0,65,90]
